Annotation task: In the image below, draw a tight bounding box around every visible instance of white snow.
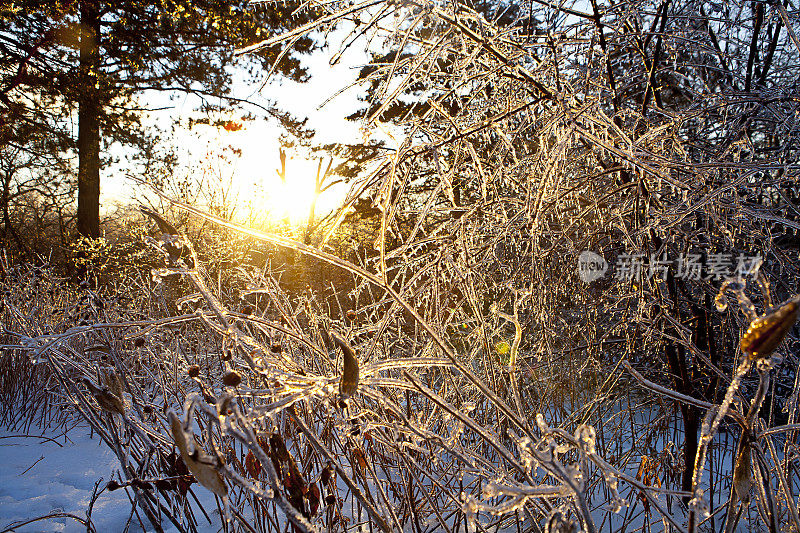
[0,426,222,532]
[0,426,132,531]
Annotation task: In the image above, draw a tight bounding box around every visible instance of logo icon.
[578,251,608,283]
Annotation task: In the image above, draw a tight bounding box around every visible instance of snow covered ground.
[0,403,745,532]
[0,426,129,532]
[0,426,222,532]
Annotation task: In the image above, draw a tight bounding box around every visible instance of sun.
[241,149,347,230]
[179,117,349,230]
[257,156,322,225]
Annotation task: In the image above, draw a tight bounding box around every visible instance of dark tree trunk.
[77,0,101,239]
[665,341,699,498]
[665,272,700,501]
[1,170,28,256]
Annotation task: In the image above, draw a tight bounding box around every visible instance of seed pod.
[223,370,242,387]
[320,463,334,486]
[283,465,307,515]
[346,309,356,322]
[269,433,291,463]
[82,378,125,415]
[307,482,321,516]
[168,411,227,497]
[245,450,261,479]
[187,365,200,378]
[351,447,368,474]
[100,368,123,400]
[732,432,752,503]
[141,206,179,235]
[331,331,359,400]
[740,297,799,360]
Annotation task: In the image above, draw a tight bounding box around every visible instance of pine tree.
[0,0,320,238]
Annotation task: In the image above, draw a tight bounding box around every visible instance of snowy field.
[0,427,222,533]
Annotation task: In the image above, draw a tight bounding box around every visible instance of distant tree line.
[0,0,320,258]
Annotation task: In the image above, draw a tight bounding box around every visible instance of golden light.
[255,155,327,225]
[167,115,349,230]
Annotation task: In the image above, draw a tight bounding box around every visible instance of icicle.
[462,493,479,528]
[688,489,710,519]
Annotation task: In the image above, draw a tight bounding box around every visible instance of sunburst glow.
[255,156,330,225]
[173,117,349,229]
